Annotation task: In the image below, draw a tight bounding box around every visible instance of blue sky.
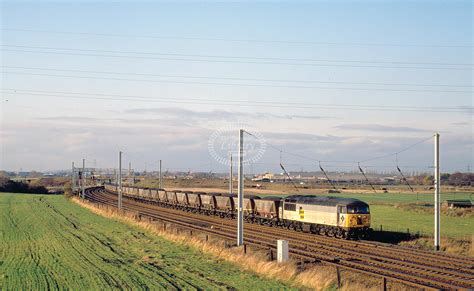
[0,0,472,173]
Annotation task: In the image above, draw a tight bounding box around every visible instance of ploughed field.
[0,193,291,290]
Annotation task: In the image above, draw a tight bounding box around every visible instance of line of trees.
[412,172,474,186]
[0,178,49,194]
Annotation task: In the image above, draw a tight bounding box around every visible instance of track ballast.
[83,186,474,290]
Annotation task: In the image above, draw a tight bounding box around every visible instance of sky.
[0,0,472,174]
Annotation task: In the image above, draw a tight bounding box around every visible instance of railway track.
[84,186,474,290]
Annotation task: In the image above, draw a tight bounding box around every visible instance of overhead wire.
[251,162,430,170]
[396,154,415,192]
[5,71,471,94]
[275,149,299,191]
[3,29,444,178]
[358,162,377,193]
[4,65,473,88]
[279,163,300,192]
[319,162,338,191]
[3,89,472,113]
[357,135,435,163]
[2,44,473,66]
[4,28,473,48]
[245,129,435,191]
[2,48,472,70]
[245,129,438,166]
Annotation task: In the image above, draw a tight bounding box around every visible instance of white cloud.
[334,124,431,133]
[0,109,472,172]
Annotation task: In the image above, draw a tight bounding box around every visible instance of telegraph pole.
[72,162,76,194]
[159,160,163,189]
[129,162,131,185]
[434,133,440,251]
[118,151,123,210]
[229,153,233,195]
[237,129,244,246]
[81,159,85,199]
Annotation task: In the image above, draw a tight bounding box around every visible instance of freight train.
[103,184,371,239]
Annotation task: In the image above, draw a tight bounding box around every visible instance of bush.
[63,181,74,198]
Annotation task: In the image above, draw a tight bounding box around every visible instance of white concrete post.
[277,240,289,263]
[237,129,244,246]
[434,133,440,251]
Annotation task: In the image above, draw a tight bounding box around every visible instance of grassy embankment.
[0,193,294,290]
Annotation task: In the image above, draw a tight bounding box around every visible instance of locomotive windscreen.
[347,205,370,214]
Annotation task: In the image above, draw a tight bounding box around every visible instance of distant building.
[252,172,274,182]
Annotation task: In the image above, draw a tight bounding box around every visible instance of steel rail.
[83,187,474,289]
[114,194,474,288]
[116,190,474,269]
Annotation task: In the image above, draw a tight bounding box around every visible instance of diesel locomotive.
[104,184,371,239]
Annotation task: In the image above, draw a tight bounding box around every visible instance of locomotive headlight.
[350,216,357,225]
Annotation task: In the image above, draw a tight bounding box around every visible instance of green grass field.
[370,205,473,238]
[331,192,473,238]
[323,191,473,204]
[0,193,292,290]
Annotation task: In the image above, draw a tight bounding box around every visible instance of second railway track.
[84,186,474,290]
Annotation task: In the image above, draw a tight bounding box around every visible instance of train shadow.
[366,230,420,244]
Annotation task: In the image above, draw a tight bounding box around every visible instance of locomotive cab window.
[347,205,370,214]
[284,203,296,211]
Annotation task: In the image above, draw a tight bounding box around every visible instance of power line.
[319,162,338,191]
[250,161,432,170]
[321,164,432,169]
[2,49,472,71]
[279,163,299,191]
[246,130,432,190]
[4,65,472,88]
[2,88,472,113]
[4,28,473,48]
[246,130,344,164]
[245,129,435,168]
[396,154,415,192]
[4,70,471,94]
[252,162,430,169]
[358,163,377,193]
[3,45,472,66]
[358,135,434,163]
